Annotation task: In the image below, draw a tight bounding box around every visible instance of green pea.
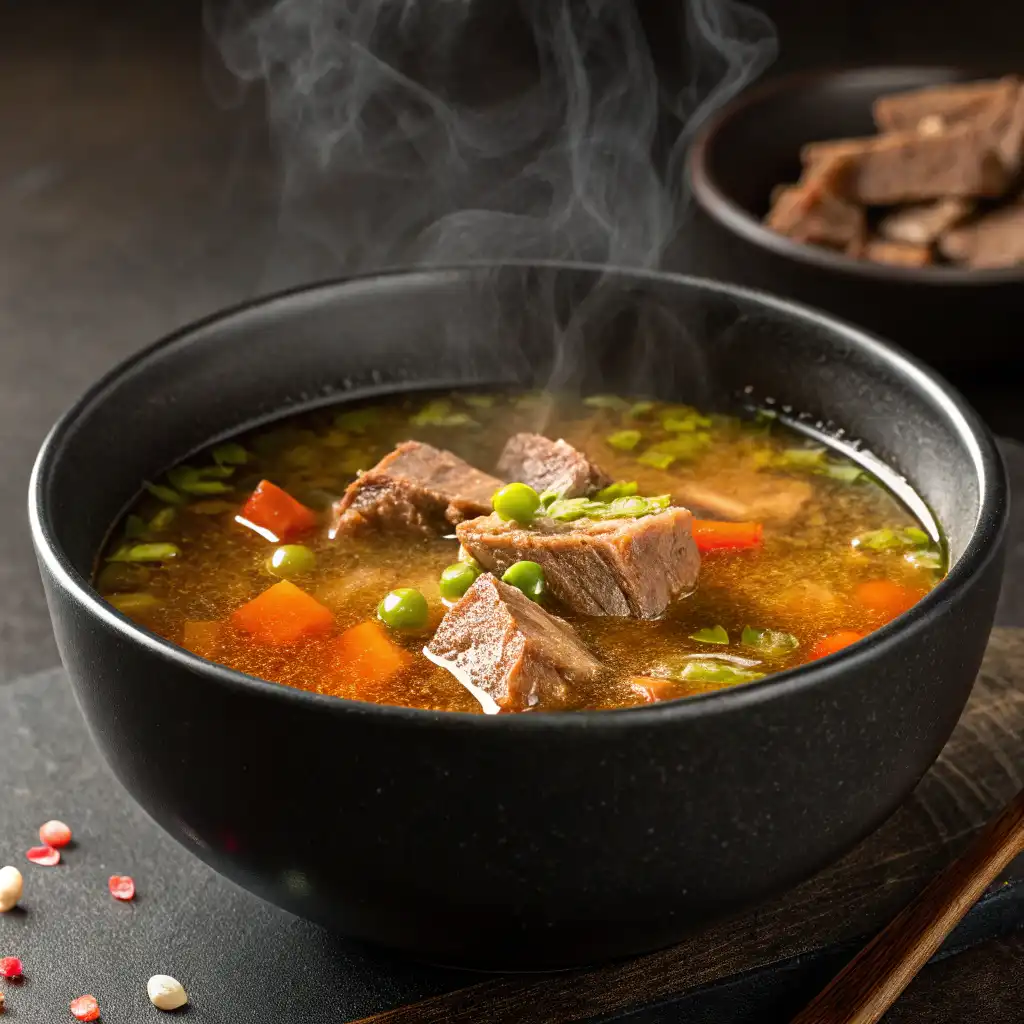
[501,561,546,602]
[439,562,480,602]
[266,544,317,578]
[377,588,429,631]
[492,482,541,524]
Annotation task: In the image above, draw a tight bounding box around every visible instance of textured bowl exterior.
[29,264,1007,969]
[687,67,1024,368]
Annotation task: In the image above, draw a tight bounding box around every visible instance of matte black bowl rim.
[688,65,1024,286]
[28,261,1007,732]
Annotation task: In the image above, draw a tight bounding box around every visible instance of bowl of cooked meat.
[29,263,1007,969]
[687,67,1024,368]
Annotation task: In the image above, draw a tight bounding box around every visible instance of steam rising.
[205,0,777,276]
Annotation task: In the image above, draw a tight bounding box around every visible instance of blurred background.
[3,0,1022,677]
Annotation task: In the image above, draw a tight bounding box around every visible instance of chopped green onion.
[679,660,765,685]
[107,542,180,564]
[906,549,943,571]
[637,450,676,471]
[584,394,630,411]
[464,394,496,409]
[545,493,670,522]
[595,480,638,502]
[606,429,642,451]
[545,497,603,522]
[741,626,800,656]
[334,408,379,433]
[108,592,163,615]
[628,400,657,418]
[779,447,827,468]
[167,466,231,495]
[212,442,249,466]
[149,507,176,532]
[124,514,148,539]
[903,526,930,546]
[144,482,184,505]
[690,625,729,645]
[648,434,712,460]
[410,399,477,428]
[823,463,864,484]
[538,489,560,509]
[661,408,713,433]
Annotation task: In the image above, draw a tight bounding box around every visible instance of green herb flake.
[149,507,176,532]
[606,429,643,452]
[679,660,765,686]
[584,394,631,411]
[144,482,184,505]
[690,625,729,645]
[595,480,638,502]
[212,442,249,466]
[107,542,181,564]
[741,626,800,656]
[637,450,676,470]
[410,399,477,428]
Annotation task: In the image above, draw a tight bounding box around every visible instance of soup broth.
[96,391,944,713]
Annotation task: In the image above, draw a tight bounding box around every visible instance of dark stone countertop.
[4,1,1024,1020]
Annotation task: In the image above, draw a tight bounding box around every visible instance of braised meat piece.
[424,574,602,712]
[332,441,501,536]
[456,507,700,619]
[878,198,974,246]
[873,78,1019,135]
[765,157,865,250]
[802,126,1010,204]
[939,204,1024,268]
[497,433,611,499]
[860,239,933,267]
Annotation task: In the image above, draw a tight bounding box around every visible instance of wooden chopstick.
[792,788,1024,1024]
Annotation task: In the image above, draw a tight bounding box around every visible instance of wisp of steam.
[206,0,777,276]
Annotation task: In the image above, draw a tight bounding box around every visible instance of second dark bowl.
[687,66,1024,369]
[29,263,1007,969]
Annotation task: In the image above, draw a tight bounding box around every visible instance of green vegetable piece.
[823,463,863,484]
[690,625,729,645]
[501,561,546,602]
[780,447,827,468]
[108,542,180,564]
[96,562,151,594]
[439,561,481,602]
[464,394,496,409]
[607,430,642,451]
[741,626,800,656]
[334,408,379,433]
[492,482,541,524]
[167,466,231,495]
[601,496,650,518]
[852,528,900,552]
[637,450,676,471]
[595,480,638,502]
[650,434,711,459]
[144,482,184,505]
[212,442,249,466]
[902,526,930,546]
[148,507,176,532]
[628,400,657,418]
[108,592,163,616]
[584,395,630,411]
[410,399,476,428]
[124,514,148,539]
[679,659,765,685]
[906,549,943,571]
[545,497,603,522]
[377,588,429,631]
[538,489,560,509]
[266,544,317,579]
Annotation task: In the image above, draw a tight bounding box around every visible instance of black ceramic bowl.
[687,67,1024,369]
[30,263,1007,970]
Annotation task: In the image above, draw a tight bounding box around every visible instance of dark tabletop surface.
[4,1,1024,1020]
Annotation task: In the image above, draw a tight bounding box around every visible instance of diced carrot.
[808,631,865,661]
[231,580,334,646]
[628,677,682,703]
[692,520,764,553]
[332,621,412,699]
[854,579,923,625]
[238,480,318,542]
[182,620,222,660]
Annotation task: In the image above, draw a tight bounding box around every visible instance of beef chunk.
[860,239,933,267]
[497,433,611,499]
[939,204,1024,268]
[424,574,602,712]
[456,507,700,619]
[878,198,974,246]
[332,441,502,536]
[873,78,1019,134]
[802,126,1010,204]
[764,156,865,249]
